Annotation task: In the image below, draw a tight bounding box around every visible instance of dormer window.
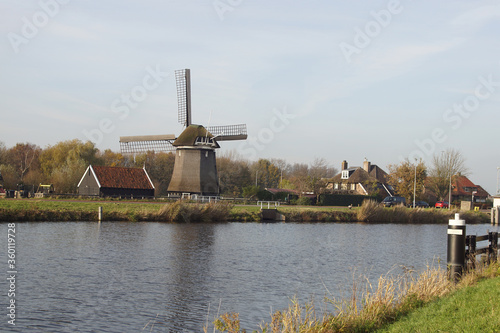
[341,170,350,179]
[195,136,214,145]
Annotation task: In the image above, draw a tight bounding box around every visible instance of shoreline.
[0,198,490,224]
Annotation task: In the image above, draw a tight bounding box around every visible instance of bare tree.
[6,143,41,182]
[428,148,469,201]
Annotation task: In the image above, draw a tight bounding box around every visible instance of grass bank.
[0,198,490,223]
[206,260,500,332]
[377,275,500,332]
[356,199,489,224]
[0,199,235,222]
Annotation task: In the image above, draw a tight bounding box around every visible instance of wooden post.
[98,206,102,222]
[490,232,498,262]
[467,235,476,270]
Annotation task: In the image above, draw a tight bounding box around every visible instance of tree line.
[0,140,338,197]
[0,140,469,202]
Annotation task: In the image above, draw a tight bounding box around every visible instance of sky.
[1,0,499,194]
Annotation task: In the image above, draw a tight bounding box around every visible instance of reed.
[356,200,489,224]
[156,201,233,223]
[207,260,500,332]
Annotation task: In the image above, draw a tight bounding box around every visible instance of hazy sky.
[1,0,499,194]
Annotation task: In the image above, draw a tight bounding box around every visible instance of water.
[1,221,498,332]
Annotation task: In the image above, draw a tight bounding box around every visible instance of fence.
[465,232,499,270]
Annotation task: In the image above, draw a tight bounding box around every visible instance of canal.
[1,221,498,332]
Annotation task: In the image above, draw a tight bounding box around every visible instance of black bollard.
[447,213,466,282]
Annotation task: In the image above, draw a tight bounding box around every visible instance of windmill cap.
[172,124,219,147]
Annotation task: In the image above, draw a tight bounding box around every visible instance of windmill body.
[119,69,247,198]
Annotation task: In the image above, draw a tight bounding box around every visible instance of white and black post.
[447,213,466,282]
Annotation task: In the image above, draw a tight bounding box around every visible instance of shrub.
[296,196,312,206]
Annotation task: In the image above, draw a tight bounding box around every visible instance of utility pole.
[413,161,417,208]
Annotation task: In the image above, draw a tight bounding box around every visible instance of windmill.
[119,69,248,197]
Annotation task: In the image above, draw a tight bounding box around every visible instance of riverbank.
[0,198,490,223]
[207,260,500,332]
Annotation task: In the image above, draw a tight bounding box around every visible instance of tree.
[0,141,6,165]
[39,140,99,193]
[309,157,337,194]
[253,159,280,189]
[40,140,99,178]
[287,163,309,193]
[217,156,252,197]
[387,159,427,204]
[0,164,17,190]
[428,148,469,201]
[99,149,126,167]
[6,143,42,183]
[145,152,176,196]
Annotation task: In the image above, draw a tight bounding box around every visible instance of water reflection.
[0,222,497,332]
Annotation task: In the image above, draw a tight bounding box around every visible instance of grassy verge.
[206,260,500,332]
[356,199,489,224]
[0,199,234,222]
[0,198,490,223]
[377,275,500,332]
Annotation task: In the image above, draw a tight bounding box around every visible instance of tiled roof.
[452,175,489,197]
[91,165,154,189]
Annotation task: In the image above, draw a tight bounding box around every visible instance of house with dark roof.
[326,159,393,198]
[77,165,155,198]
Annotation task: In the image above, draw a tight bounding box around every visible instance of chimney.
[363,158,371,172]
[341,160,348,171]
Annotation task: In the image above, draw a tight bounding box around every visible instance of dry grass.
[356,199,489,224]
[207,259,500,332]
[156,201,233,222]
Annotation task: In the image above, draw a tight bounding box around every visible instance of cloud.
[451,4,500,28]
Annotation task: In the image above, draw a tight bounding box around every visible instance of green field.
[377,276,500,332]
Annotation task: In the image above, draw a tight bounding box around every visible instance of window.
[351,183,356,191]
[341,170,349,179]
[334,183,339,190]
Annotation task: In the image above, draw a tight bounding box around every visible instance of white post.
[98,206,102,222]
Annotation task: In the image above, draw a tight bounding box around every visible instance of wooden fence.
[465,232,499,269]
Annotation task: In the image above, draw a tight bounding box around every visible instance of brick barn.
[77,165,155,198]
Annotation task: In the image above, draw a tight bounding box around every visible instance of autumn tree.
[144,152,175,196]
[217,156,252,197]
[99,149,127,167]
[39,140,99,193]
[428,148,469,201]
[387,159,427,205]
[287,163,309,192]
[253,159,280,188]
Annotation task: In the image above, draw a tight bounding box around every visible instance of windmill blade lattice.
[119,135,176,154]
[175,69,191,127]
[207,124,248,141]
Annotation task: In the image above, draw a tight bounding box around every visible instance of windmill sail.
[175,69,191,127]
[119,134,176,154]
[207,124,247,141]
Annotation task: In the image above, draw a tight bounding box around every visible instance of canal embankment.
[208,259,500,332]
[0,198,490,223]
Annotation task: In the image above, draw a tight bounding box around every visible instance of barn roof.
[80,165,155,190]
